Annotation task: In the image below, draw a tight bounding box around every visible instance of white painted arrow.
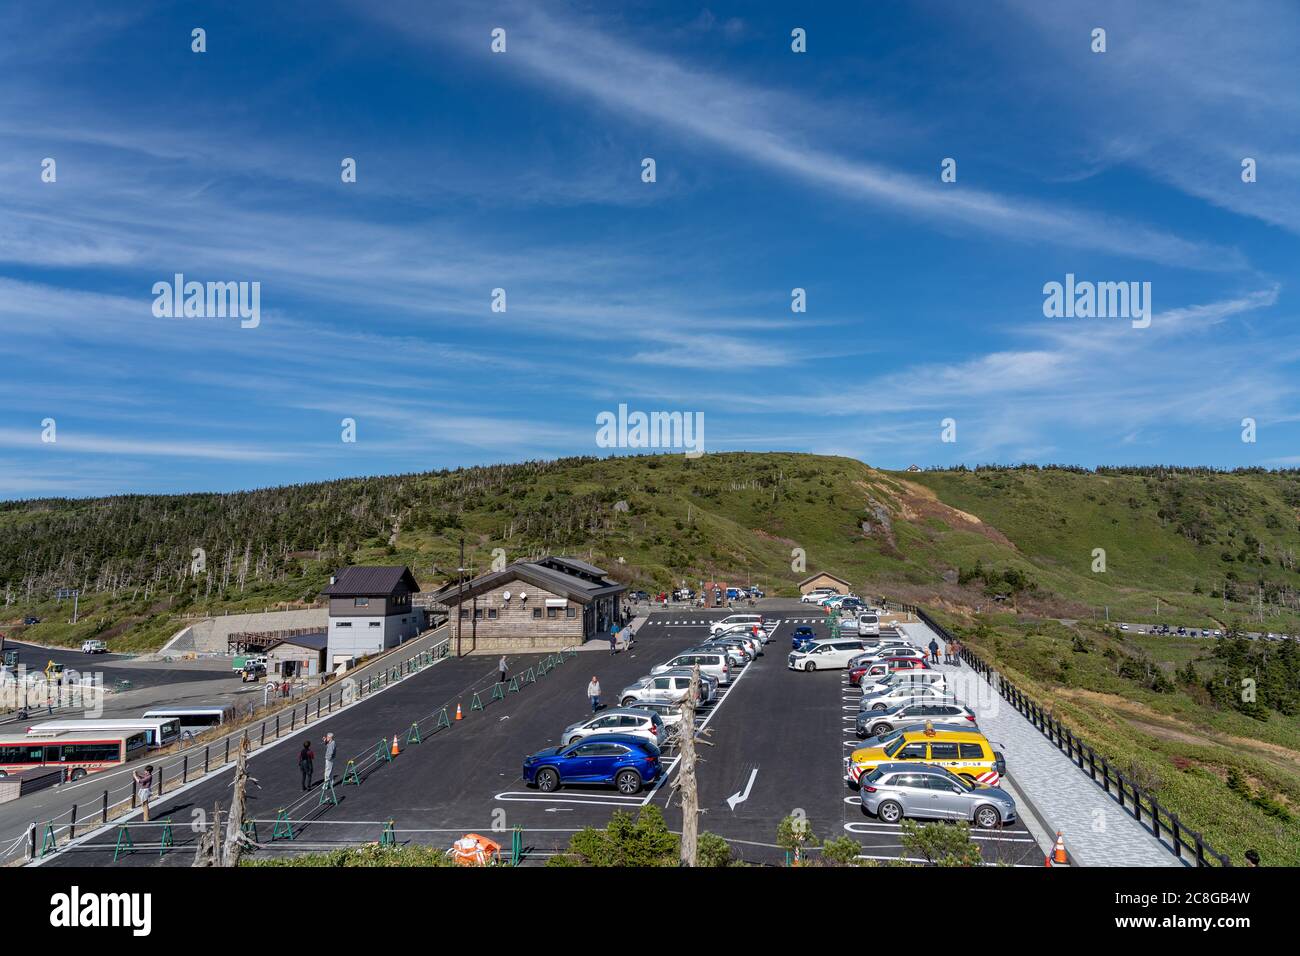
[726,768,758,811]
[544,807,574,813]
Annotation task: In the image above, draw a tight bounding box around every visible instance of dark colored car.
[791,625,817,649]
[522,733,660,795]
[23,617,40,625]
[629,590,650,602]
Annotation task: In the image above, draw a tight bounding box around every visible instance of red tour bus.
[0,729,149,782]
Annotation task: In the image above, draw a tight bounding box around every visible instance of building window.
[533,608,542,619]
[566,607,576,619]
[354,597,369,608]
[474,608,484,620]
[488,608,498,619]
[547,607,557,619]
[459,609,469,620]
[337,621,352,628]
[369,621,381,628]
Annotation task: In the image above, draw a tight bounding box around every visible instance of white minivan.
[709,614,764,637]
[856,614,880,637]
[788,639,866,672]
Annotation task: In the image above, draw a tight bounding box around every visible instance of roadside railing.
[909,606,1230,867]
[24,642,578,866]
[4,632,452,866]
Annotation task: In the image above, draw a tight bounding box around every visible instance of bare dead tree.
[191,799,225,867]
[193,737,260,867]
[673,665,712,866]
[222,736,261,865]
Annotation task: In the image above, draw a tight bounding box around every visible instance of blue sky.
[1,0,1298,497]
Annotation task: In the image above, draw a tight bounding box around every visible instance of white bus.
[25,717,181,749]
[142,705,234,738]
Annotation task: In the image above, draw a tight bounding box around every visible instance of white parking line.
[493,791,645,807]
[843,821,1037,843]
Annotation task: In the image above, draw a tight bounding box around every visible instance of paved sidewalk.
[902,622,1184,867]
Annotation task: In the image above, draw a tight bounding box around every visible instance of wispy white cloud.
[359,0,1249,272]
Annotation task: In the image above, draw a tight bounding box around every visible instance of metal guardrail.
[907,605,1230,867]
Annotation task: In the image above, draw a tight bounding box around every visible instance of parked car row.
[818,628,1019,832]
[522,621,771,796]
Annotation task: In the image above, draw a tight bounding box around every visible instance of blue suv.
[791,625,817,649]
[523,734,661,795]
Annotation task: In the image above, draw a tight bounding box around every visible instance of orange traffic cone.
[455,703,463,721]
[390,734,400,757]
[1052,831,1068,865]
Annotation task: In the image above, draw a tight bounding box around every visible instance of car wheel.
[877,800,903,824]
[568,736,582,745]
[615,769,643,795]
[872,723,891,735]
[805,661,816,672]
[536,768,560,793]
[70,768,87,782]
[871,702,888,711]
[975,805,1000,829]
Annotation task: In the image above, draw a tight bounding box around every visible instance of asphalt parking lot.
[38,605,1044,867]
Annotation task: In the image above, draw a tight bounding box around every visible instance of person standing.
[498,655,509,685]
[609,628,618,656]
[322,733,337,787]
[587,676,602,713]
[928,638,940,665]
[298,740,315,791]
[134,765,154,822]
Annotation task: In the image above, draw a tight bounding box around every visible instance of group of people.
[296,732,337,791]
[927,637,963,665]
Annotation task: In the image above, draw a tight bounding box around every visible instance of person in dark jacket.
[298,741,315,791]
[928,638,940,664]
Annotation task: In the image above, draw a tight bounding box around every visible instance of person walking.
[928,638,940,665]
[322,732,337,787]
[498,655,509,685]
[609,627,619,656]
[298,740,315,791]
[134,765,154,822]
[587,676,602,713]
[949,639,962,666]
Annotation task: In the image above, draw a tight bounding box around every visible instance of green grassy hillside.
[5,455,1300,651]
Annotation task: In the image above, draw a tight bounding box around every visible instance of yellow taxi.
[844,722,1005,787]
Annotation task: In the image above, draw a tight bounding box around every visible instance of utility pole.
[456,538,465,658]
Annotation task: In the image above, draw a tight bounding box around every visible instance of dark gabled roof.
[321,566,420,597]
[266,632,328,652]
[428,557,625,607]
[798,572,852,588]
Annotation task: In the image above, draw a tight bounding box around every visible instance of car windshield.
[883,736,911,758]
